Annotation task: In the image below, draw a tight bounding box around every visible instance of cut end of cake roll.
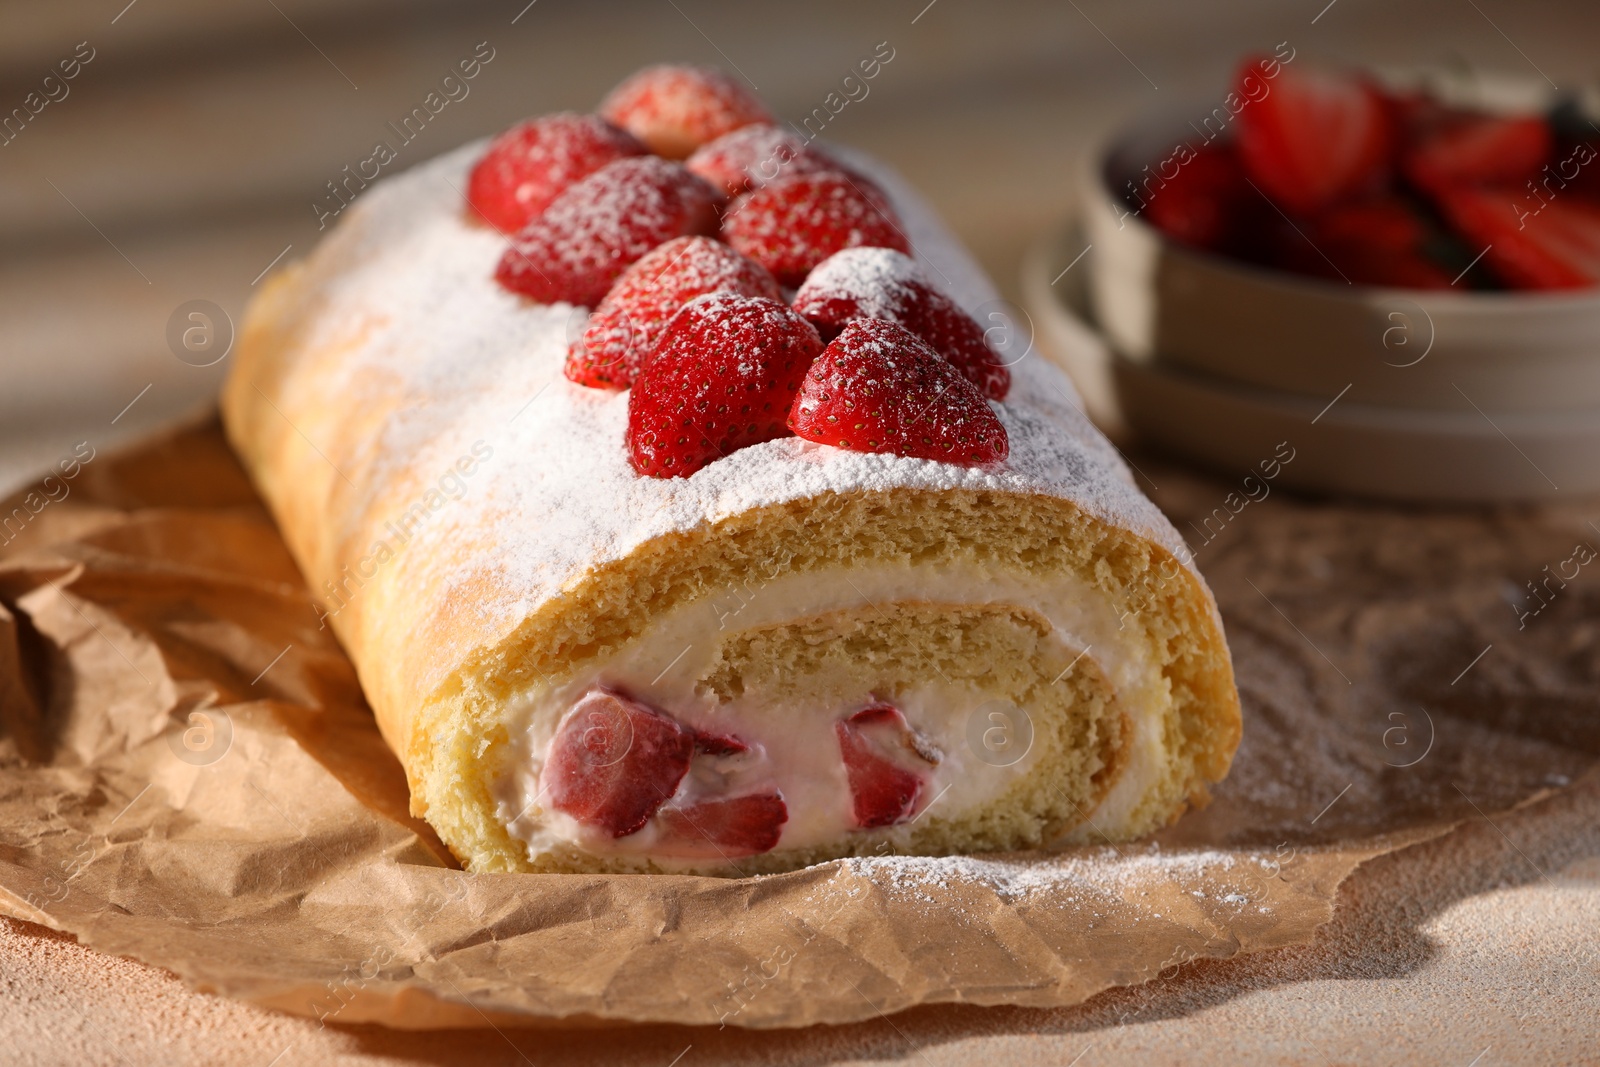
[411,486,1237,875]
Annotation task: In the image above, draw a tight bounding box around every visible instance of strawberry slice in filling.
[543,689,695,837]
[655,793,789,858]
[835,703,939,829]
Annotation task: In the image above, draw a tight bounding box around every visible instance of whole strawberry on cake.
[223,64,1241,874]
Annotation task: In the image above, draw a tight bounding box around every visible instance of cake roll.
[222,74,1239,875]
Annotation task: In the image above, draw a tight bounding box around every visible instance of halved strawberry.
[721,170,910,287]
[542,689,695,837]
[1234,56,1391,216]
[1278,196,1456,289]
[467,113,647,233]
[686,123,845,197]
[600,65,773,159]
[564,236,780,389]
[1403,112,1551,193]
[835,705,929,829]
[792,247,1009,400]
[1141,141,1252,252]
[655,792,788,857]
[788,319,1008,466]
[1434,185,1600,290]
[627,293,823,477]
[495,157,721,307]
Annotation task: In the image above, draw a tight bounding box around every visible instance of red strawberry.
[1403,113,1552,193]
[1234,56,1391,216]
[565,236,780,389]
[792,247,1009,400]
[693,730,749,756]
[628,293,823,477]
[467,112,647,233]
[686,123,845,197]
[1384,87,1449,137]
[1141,141,1252,252]
[1557,137,1600,203]
[835,705,929,829]
[543,689,694,837]
[721,170,910,287]
[1434,186,1600,290]
[1285,197,1455,289]
[655,793,788,857]
[600,65,773,160]
[788,319,1008,466]
[495,157,721,307]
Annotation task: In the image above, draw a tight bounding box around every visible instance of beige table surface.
[2,1,1598,1063]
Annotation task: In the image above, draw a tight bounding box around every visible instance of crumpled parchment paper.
[0,416,1591,1029]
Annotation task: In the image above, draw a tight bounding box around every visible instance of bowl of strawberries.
[1081,53,1600,415]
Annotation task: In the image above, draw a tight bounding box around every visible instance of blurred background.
[2,0,1597,492]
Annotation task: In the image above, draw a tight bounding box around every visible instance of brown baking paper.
[0,416,1594,1029]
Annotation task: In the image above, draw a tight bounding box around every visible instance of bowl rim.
[1021,228,1600,501]
[1088,88,1600,313]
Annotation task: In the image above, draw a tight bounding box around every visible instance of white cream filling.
[493,562,1168,866]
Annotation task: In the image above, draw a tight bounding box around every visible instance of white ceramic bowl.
[1080,98,1600,414]
[1021,224,1600,502]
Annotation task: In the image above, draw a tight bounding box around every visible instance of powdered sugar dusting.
[265,139,1203,700]
[849,847,1232,894]
[795,245,924,320]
